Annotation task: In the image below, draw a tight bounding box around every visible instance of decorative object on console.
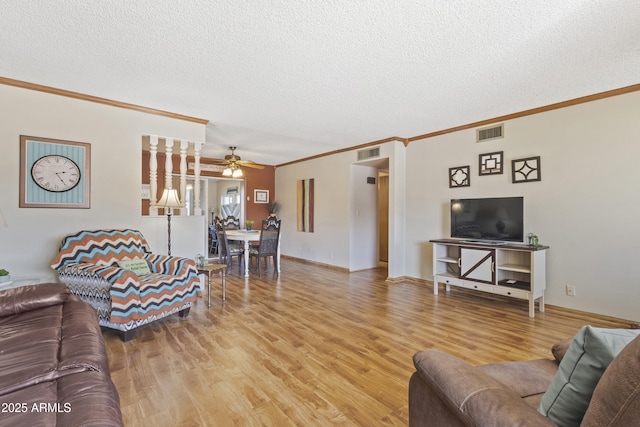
[297,178,314,232]
[512,156,541,183]
[479,151,504,175]
[156,188,182,255]
[449,166,470,188]
[527,233,540,248]
[19,135,91,208]
[254,189,269,203]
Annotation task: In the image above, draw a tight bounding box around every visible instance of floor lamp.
[156,189,182,255]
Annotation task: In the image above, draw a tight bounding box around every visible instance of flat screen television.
[450,197,524,243]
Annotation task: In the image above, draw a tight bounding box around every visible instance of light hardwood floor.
[104,259,630,426]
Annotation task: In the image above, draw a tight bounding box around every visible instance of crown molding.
[0,76,209,125]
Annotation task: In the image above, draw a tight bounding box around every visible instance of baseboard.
[280,255,350,273]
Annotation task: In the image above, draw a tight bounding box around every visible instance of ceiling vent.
[476,124,504,143]
[357,146,380,161]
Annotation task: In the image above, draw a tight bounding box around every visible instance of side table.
[196,263,227,308]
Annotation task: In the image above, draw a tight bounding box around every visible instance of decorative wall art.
[19,135,91,208]
[512,156,541,183]
[479,151,503,175]
[297,178,314,232]
[254,189,269,203]
[449,166,470,188]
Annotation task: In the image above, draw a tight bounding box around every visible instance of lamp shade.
[156,188,182,210]
[0,209,7,228]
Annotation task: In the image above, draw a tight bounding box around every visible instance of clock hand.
[55,172,67,184]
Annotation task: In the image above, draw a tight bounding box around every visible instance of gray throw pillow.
[538,326,640,427]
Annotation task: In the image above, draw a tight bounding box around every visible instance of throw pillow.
[119,258,151,276]
[538,326,640,427]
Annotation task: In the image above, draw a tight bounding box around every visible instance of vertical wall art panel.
[297,178,314,232]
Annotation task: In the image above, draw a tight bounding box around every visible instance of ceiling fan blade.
[237,161,264,169]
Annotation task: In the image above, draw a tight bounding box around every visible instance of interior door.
[460,247,495,284]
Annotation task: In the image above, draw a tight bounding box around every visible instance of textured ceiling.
[1,1,639,165]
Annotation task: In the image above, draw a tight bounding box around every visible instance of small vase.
[0,275,10,283]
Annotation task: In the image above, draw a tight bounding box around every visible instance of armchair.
[51,229,201,341]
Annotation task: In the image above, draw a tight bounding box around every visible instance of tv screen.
[450,197,524,243]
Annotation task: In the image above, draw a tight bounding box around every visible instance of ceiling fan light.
[222,167,232,176]
[232,168,243,178]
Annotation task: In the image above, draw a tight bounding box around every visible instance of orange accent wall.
[142,151,275,221]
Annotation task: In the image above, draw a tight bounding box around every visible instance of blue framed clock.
[19,135,91,208]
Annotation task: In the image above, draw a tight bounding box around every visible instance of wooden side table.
[196,263,227,308]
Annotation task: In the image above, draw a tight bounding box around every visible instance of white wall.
[277,91,640,321]
[0,84,207,281]
[275,141,405,272]
[276,151,353,269]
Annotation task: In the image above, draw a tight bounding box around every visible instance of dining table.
[225,229,281,278]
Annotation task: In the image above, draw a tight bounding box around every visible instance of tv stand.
[430,239,549,317]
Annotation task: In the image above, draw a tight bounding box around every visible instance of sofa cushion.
[581,334,640,427]
[538,326,640,427]
[0,294,112,397]
[0,282,69,317]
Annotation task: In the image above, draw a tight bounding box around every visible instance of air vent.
[357,147,380,161]
[476,124,504,142]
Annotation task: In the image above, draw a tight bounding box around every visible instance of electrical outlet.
[565,285,576,297]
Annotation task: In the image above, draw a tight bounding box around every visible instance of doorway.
[349,158,389,271]
[378,171,389,263]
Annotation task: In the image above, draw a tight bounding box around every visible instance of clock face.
[31,155,81,192]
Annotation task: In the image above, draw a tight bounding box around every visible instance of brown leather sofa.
[409,331,640,426]
[0,283,123,426]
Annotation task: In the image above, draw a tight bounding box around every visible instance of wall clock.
[19,135,91,208]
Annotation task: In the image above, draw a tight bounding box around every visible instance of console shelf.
[430,239,548,317]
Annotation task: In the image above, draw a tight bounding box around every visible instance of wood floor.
[103,259,630,426]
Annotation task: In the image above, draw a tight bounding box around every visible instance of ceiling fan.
[212,146,264,178]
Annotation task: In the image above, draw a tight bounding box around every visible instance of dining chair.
[222,215,240,230]
[216,225,244,273]
[208,224,218,256]
[249,219,281,277]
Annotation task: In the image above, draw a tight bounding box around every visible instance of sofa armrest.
[145,253,197,276]
[412,350,555,427]
[0,282,70,317]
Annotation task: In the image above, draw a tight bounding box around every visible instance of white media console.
[430,239,549,317]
